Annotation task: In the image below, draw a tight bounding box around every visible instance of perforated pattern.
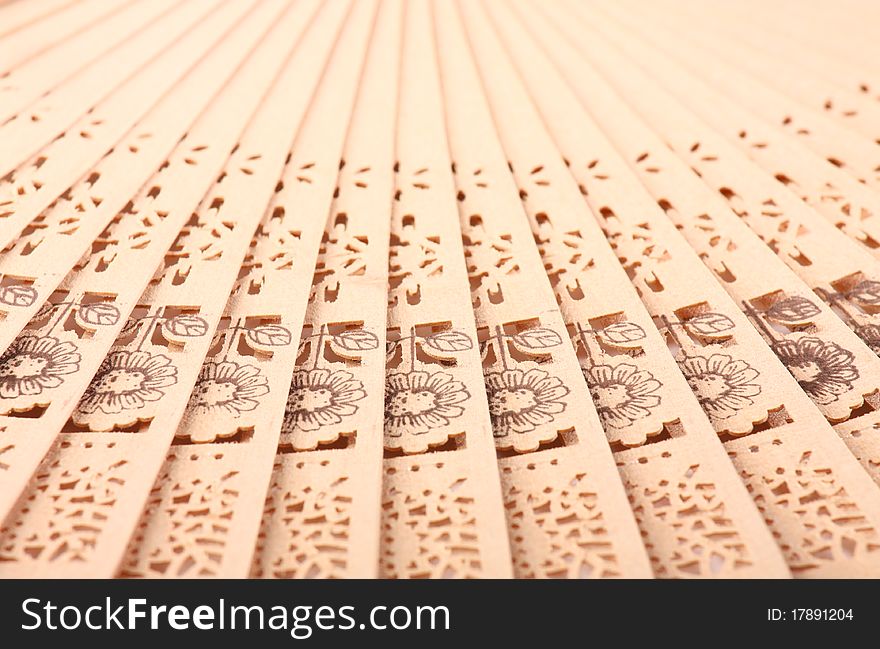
[2,0,880,578]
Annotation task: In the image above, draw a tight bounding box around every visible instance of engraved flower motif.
[187,360,269,417]
[0,335,80,399]
[485,368,569,436]
[76,350,177,415]
[773,337,858,405]
[586,363,662,429]
[285,368,367,432]
[384,370,469,436]
[680,354,761,419]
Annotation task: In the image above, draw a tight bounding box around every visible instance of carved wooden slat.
[0,0,132,73]
[0,0,238,253]
[517,0,880,577]
[723,0,880,101]
[120,0,383,580]
[251,0,399,580]
[0,0,179,125]
[0,0,79,39]
[2,0,880,581]
[585,1,880,263]
[466,0,791,578]
[0,0,224,182]
[437,1,658,579]
[0,0,345,577]
[0,0,289,374]
[531,1,880,493]
[652,0,880,146]
[376,0,513,579]
[0,0,299,540]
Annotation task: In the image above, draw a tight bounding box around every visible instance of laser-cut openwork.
[257,0,470,579]
[0,0,346,577]
[445,0,690,578]
[3,0,880,581]
[375,0,513,579]
[517,0,880,577]
[0,0,244,250]
[0,0,313,539]
[582,1,880,264]
[120,0,377,580]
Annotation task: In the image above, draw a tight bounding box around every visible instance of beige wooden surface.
[1,0,879,579]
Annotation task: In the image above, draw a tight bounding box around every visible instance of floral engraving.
[485,368,569,436]
[281,324,378,438]
[680,354,761,420]
[284,368,366,432]
[187,360,269,417]
[0,284,38,308]
[773,338,857,405]
[586,363,662,429]
[743,297,859,407]
[0,335,80,399]
[857,324,880,355]
[384,371,469,437]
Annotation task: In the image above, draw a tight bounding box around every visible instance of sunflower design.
[586,363,662,429]
[76,350,177,415]
[0,335,80,399]
[187,361,269,417]
[773,337,858,405]
[384,371,469,437]
[485,368,569,436]
[285,368,367,432]
[680,354,761,420]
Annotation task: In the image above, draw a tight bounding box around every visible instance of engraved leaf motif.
[597,321,646,348]
[848,280,880,306]
[163,314,209,338]
[77,302,120,326]
[246,324,292,347]
[765,296,821,325]
[0,285,37,307]
[510,327,563,350]
[332,328,379,352]
[684,313,735,339]
[422,330,473,353]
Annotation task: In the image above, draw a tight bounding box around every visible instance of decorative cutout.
[500,458,620,578]
[253,457,354,579]
[738,442,880,575]
[380,463,482,578]
[625,460,753,577]
[122,450,242,578]
[0,441,130,566]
